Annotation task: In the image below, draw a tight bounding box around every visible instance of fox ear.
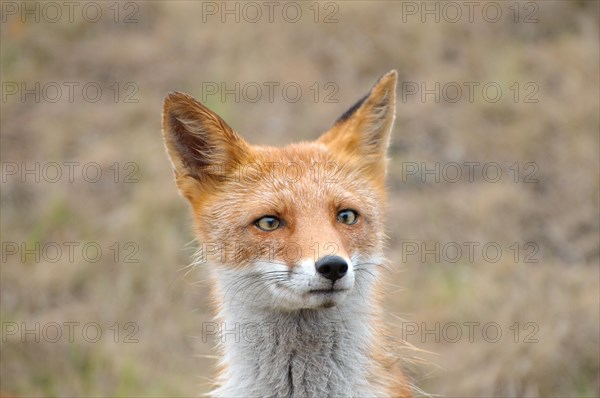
[319,70,397,175]
[162,92,249,184]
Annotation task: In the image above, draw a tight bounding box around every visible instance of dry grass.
[1,1,598,396]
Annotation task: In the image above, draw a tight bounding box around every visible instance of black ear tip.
[335,94,368,124]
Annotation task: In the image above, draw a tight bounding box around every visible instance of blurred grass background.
[1,1,598,396]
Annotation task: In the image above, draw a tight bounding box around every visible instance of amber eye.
[254,216,281,231]
[337,209,358,225]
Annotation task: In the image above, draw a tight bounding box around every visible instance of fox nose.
[315,256,348,283]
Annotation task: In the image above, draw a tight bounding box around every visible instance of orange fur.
[162,70,412,397]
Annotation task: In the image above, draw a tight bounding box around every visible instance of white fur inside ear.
[362,90,395,149]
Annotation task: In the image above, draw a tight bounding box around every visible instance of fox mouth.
[307,288,350,308]
[307,288,350,295]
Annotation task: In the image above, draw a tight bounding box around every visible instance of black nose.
[315,256,348,283]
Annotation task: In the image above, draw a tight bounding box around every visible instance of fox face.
[162,71,397,311]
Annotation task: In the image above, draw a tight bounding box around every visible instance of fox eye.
[337,209,358,225]
[254,216,281,231]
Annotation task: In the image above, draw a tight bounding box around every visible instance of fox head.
[162,71,397,311]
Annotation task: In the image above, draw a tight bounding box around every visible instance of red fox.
[162,70,412,397]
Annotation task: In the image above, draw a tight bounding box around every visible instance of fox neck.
[210,276,383,397]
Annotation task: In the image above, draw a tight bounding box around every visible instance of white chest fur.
[211,294,382,397]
